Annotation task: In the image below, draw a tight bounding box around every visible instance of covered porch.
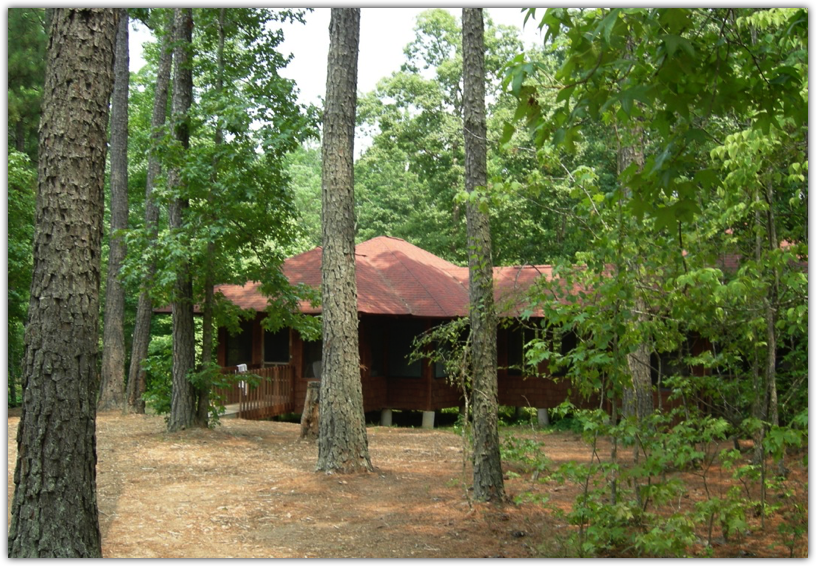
[212,364,295,420]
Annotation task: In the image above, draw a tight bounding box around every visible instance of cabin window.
[551,329,577,377]
[225,319,254,367]
[369,329,384,377]
[434,358,448,379]
[388,320,424,378]
[507,325,535,376]
[506,325,575,377]
[264,328,290,364]
[432,330,466,379]
[303,339,323,379]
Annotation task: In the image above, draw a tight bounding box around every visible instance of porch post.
[380,408,392,426]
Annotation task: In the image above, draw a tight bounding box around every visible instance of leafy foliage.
[7,151,37,404]
[505,8,807,227]
[121,9,322,389]
[7,8,47,159]
[353,9,588,265]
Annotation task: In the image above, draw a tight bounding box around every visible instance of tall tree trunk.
[167,8,198,432]
[462,7,504,502]
[751,185,768,464]
[764,175,779,428]
[197,8,227,426]
[98,8,129,412]
[8,9,118,557]
[618,120,653,422]
[126,11,175,414]
[316,8,373,474]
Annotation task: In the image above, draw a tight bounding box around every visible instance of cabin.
[212,236,574,426]
[194,233,803,426]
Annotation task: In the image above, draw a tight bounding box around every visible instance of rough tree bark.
[462,7,504,501]
[126,12,175,414]
[167,8,200,432]
[619,123,653,422]
[316,8,373,474]
[8,8,118,557]
[98,8,129,412]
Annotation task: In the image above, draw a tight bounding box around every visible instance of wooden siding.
[214,313,695,420]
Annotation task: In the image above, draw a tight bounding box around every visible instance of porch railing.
[214,364,295,420]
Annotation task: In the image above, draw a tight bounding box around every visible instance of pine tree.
[462,7,504,501]
[98,8,130,412]
[8,8,118,557]
[316,7,373,474]
[126,10,175,414]
[166,8,200,432]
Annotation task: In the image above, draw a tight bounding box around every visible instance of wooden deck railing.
[214,364,295,420]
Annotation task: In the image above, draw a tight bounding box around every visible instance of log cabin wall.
[496,324,559,408]
[216,328,226,366]
[251,315,263,366]
[358,317,387,412]
[376,316,433,412]
[214,312,688,418]
[429,376,462,410]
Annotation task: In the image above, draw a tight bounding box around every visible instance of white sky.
[277,8,542,106]
[129,7,544,107]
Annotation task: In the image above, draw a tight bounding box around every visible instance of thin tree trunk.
[197,8,227,426]
[8,9,117,557]
[316,8,373,474]
[764,175,779,428]
[751,186,768,464]
[197,280,214,424]
[463,7,504,501]
[623,295,653,421]
[167,8,198,432]
[618,117,653,422]
[126,12,175,414]
[98,8,129,412]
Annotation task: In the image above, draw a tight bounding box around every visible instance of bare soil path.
[7,411,806,558]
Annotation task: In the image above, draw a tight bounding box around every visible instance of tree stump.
[299,381,320,441]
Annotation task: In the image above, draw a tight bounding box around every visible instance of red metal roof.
[215,236,552,318]
[209,237,806,320]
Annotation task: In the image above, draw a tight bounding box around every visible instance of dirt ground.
[6,410,808,558]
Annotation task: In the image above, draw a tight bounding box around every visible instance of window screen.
[303,339,323,378]
[226,319,254,367]
[388,320,424,378]
[264,328,290,364]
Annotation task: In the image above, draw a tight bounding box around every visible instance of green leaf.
[693,168,719,189]
[500,122,516,146]
[597,8,621,44]
[556,84,576,104]
[660,34,695,58]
